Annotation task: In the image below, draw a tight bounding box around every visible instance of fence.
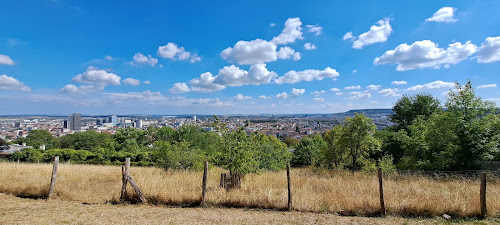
[38,157,496,219]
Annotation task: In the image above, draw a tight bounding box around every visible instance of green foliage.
[292,135,325,166]
[60,131,113,150]
[24,129,59,149]
[320,125,348,169]
[153,141,206,170]
[391,93,441,131]
[253,134,291,171]
[218,128,259,175]
[282,136,299,147]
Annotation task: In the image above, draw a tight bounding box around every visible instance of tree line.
[5,81,500,173]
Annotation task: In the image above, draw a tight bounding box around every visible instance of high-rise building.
[96,118,103,126]
[136,119,143,129]
[110,115,118,126]
[69,113,81,131]
[63,120,69,129]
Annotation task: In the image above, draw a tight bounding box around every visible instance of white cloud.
[104,55,114,61]
[345,85,361,90]
[221,39,287,65]
[335,92,344,96]
[270,23,276,27]
[366,84,381,92]
[274,67,339,84]
[0,54,15,65]
[352,18,392,49]
[313,97,325,102]
[61,84,102,94]
[72,66,121,87]
[271,18,303,45]
[157,42,200,63]
[291,88,305,97]
[143,80,151,84]
[476,36,500,63]
[232,94,252,101]
[189,72,225,92]
[306,24,322,35]
[214,64,278,86]
[311,90,326,96]
[405,80,455,91]
[477,84,497,89]
[348,91,371,99]
[374,40,478,71]
[330,88,341,92]
[123,78,141,86]
[343,32,355,41]
[292,52,301,61]
[304,43,317,50]
[352,70,357,74]
[103,91,166,101]
[378,88,401,97]
[392,80,407,85]
[426,7,457,23]
[0,74,30,91]
[169,82,190,94]
[277,46,296,59]
[259,95,271,100]
[131,53,158,67]
[276,92,288,99]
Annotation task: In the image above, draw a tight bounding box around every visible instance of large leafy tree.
[24,130,59,149]
[391,93,441,131]
[320,125,348,169]
[291,134,325,166]
[337,113,381,173]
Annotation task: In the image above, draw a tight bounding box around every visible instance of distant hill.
[332,109,393,119]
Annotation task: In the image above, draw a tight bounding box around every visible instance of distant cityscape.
[0,109,394,142]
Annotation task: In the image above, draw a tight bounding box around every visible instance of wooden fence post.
[287,163,292,211]
[120,158,130,201]
[378,167,386,216]
[201,161,208,205]
[126,175,147,204]
[480,172,487,219]
[47,156,59,200]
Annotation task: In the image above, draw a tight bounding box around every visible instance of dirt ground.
[1,193,498,225]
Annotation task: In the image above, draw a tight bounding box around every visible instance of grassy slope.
[3,193,498,225]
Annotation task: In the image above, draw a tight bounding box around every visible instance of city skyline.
[1,0,500,115]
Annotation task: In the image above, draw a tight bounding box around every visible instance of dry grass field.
[0,162,499,219]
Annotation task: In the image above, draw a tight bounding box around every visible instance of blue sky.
[1,0,500,115]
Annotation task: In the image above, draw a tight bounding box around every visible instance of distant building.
[69,113,82,131]
[96,118,103,126]
[63,120,69,129]
[14,122,21,128]
[110,115,118,126]
[136,119,143,129]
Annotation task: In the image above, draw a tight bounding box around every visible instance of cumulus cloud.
[271,18,303,45]
[330,88,341,92]
[259,95,271,100]
[476,36,500,63]
[143,80,151,84]
[313,97,325,102]
[304,43,316,50]
[72,66,121,88]
[103,91,166,101]
[392,80,407,85]
[306,24,322,35]
[350,18,392,49]
[0,54,15,65]
[291,88,305,97]
[426,7,457,23]
[352,70,357,74]
[343,32,355,41]
[348,91,371,99]
[335,92,344,96]
[232,94,252,101]
[0,74,31,91]
[157,42,201,63]
[270,23,276,27]
[104,55,114,61]
[374,40,478,71]
[123,78,141,86]
[276,92,288,99]
[169,82,190,94]
[274,67,339,84]
[477,84,497,89]
[366,84,381,92]
[189,72,225,92]
[378,88,401,97]
[405,80,455,91]
[131,53,158,67]
[345,85,361,90]
[61,84,102,94]
[311,90,326,96]
[221,39,300,65]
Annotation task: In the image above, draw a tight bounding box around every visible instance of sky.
[1,0,500,115]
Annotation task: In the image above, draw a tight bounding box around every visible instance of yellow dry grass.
[0,162,498,218]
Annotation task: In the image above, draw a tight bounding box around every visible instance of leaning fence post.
[201,161,208,205]
[287,163,292,211]
[480,172,487,219]
[47,156,59,200]
[378,167,386,216]
[120,158,130,201]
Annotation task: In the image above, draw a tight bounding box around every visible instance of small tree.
[320,125,348,169]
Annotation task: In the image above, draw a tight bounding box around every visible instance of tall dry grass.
[0,162,498,218]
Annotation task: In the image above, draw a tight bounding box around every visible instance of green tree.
[291,134,325,166]
[218,128,259,175]
[153,141,206,170]
[25,130,59,149]
[391,93,441,131]
[320,125,348,169]
[282,136,300,147]
[337,113,381,173]
[253,134,291,171]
